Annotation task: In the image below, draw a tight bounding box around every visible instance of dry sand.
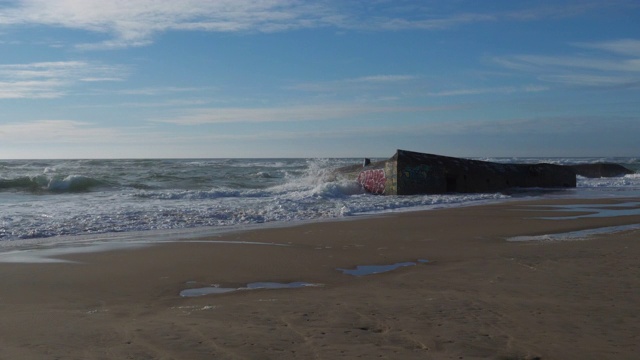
[0,198,639,359]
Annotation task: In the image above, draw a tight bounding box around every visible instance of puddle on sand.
[180,282,321,297]
[181,260,431,296]
[337,259,429,276]
[507,223,640,242]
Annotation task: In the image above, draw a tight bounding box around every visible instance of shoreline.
[2,192,637,256]
[1,197,639,359]
[0,192,514,250]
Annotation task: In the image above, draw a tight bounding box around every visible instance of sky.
[0,0,639,159]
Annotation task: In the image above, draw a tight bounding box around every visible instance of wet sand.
[1,198,639,359]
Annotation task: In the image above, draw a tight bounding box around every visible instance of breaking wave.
[0,174,104,193]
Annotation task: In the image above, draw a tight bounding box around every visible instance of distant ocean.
[1,157,639,247]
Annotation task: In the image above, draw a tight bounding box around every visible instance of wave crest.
[0,174,103,193]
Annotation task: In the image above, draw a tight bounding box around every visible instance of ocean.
[1,157,639,248]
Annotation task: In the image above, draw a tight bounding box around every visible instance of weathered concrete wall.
[392,150,576,195]
[384,159,397,195]
[338,150,579,195]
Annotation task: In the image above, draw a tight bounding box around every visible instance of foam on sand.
[180,282,321,297]
[507,223,640,242]
[0,239,287,263]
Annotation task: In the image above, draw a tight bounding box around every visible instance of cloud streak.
[0,120,123,142]
[493,38,640,88]
[157,104,456,125]
[0,0,337,49]
[0,61,127,99]
[288,74,419,93]
[427,85,548,97]
[0,0,626,49]
[574,38,640,57]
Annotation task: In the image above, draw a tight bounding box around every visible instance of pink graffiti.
[357,169,386,195]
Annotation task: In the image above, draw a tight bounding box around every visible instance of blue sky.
[0,0,639,159]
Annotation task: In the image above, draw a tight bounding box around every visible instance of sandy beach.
[1,198,639,359]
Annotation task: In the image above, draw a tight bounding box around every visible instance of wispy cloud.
[289,74,419,92]
[330,1,620,31]
[428,85,548,97]
[0,0,337,49]
[157,103,454,125]
[539,74,640,88]
[70,98,211,109]
[116,86,212,96]
[574,38,640,57]
[502,1,620,21]
[369,13,497,31]
[493,38,640,88]
[0,79,65,99]
[0,61,127,99]
[0,0,627,49]
[446,116,640,135]
[347,75,418,83]
[0,120,122,142]
[497,54,640,73]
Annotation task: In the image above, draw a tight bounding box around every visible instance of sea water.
[1,157,639,247]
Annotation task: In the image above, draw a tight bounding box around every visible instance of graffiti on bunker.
[357,169,386,195]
